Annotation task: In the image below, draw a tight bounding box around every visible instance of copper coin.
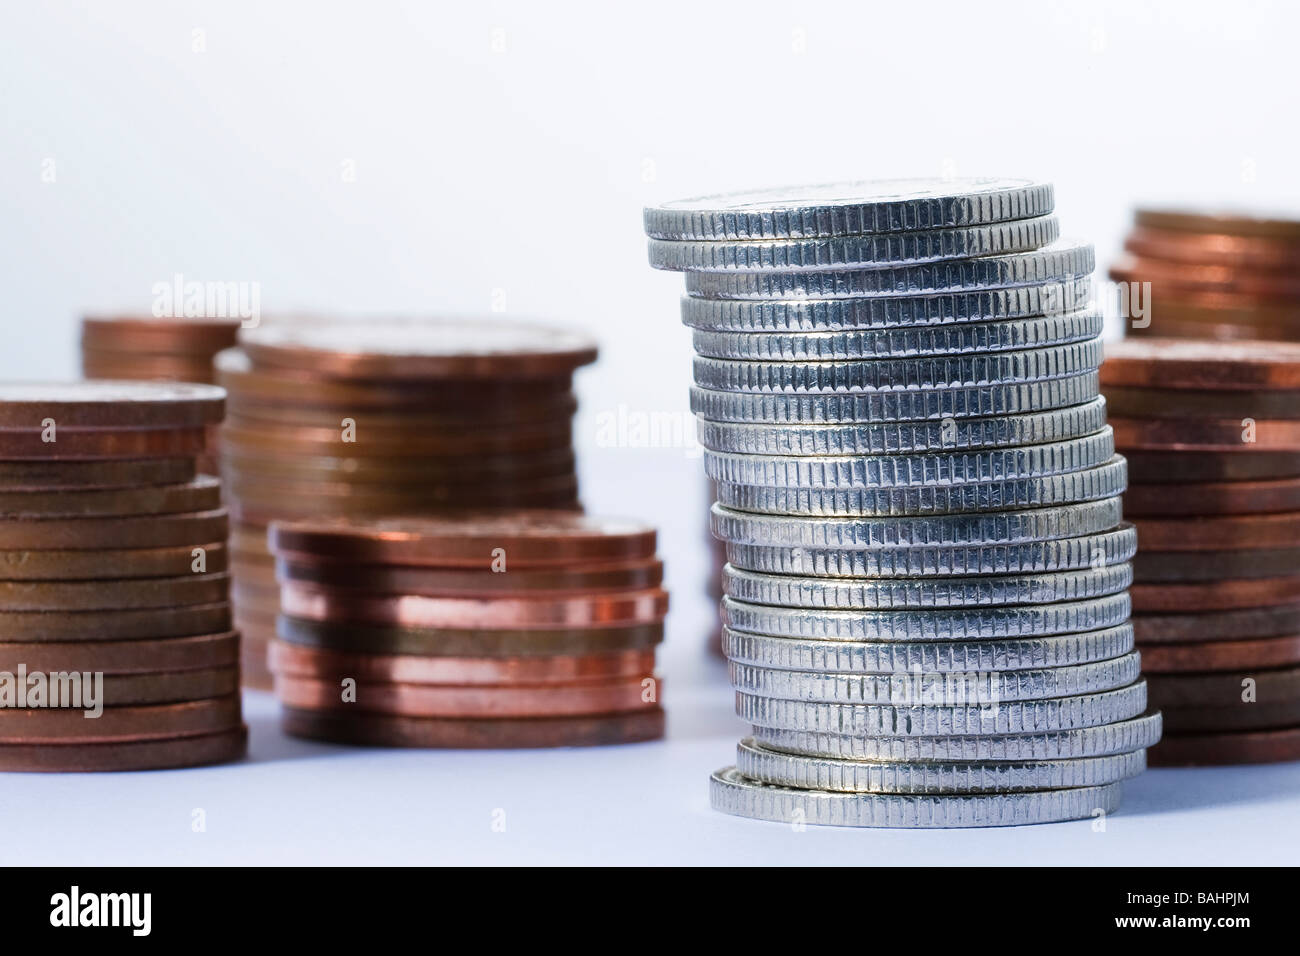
[1124,449,1300,483]
[1123,225,1300,270]
[81,315,241,354]
[275,556,664,595]
[1145,665,1300,708]
[276,614,665,657]
[81,354,222,383]
[1110,416,1300,451]
[0,573,229,611]
[81,666,241,706]
[0,542,227,581]
[219,420,573,457]
[1124,477,1300,516]
[1101,338,1300,391]
[0,725,247,772]
[1131,576,1300,613]
[0,381,225,428]
[1111,255,1300,300]
[230,489,581,527]
[0,601,231,642]
[269,512,657,569]
[1157,700,1300,734]
[1134,548,1300,582]
[1128,316,1300,342]
[0,427,209,460]
[274,673,659,718]
[0,508,228,549]
[268,640,656,685]
[1124,292,1300,327]
[1135,208,1300,242]
[1134,602,1300,644]
[1133,512,1300,551]
[226,473,579,509]
[1149,726,1300,766]
[1104,385,1300,420]
[0,476,222,518]
[238,317,598,381]
[0,631,239,673]
[221,448,576,485]
[281,705,663,749]
[225,394,578,430]
[0,695,243,743]
[1139,634,1300,673]
[0,457,196,489]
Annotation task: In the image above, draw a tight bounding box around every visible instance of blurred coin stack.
[265,513,666,747]
[80,315,241,475]
[0,383,245,771]
[216,318,595,689]
[1103,337,1300,766]
[1111,210,1300,341]
[646,179,1160,827]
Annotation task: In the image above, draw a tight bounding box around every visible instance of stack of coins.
[81,316,242,475]
[264,513,666,747]
[1102,337,1300,766]
[216,317,595,689]
[0,382,245,771]
[645,179,1160,827]
[1111,210,1300,341]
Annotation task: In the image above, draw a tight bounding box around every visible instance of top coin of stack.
[0,382,245,771]
[1111,209,1300,340]
[645,179,1159,828]
[216,317,596,688]
[1103,337,1300,766]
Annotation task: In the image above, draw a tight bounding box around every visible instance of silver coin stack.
[644,179,1161,827]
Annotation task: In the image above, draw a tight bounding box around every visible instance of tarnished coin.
[0,573,229,611]
[0,381,225,428]
[1158,700,1300,733]
[1124,449,1300,483]
[0,542,226,581]
[91,666,240,706]
[1133,602,1300,644]
[0,602,231,642]
[1131,575,1300,613]
[1139,634,1300,673]
[0,457,196,490]
[1104,384,1300,420]
[1134,548,1300,582]
[1124,477,1300,516]
[1145,665,1300,708]
[0,476,221,518]
[1101,337,1300,391]
[0,509,228,550]
[0,427,208,460]
[1148,727,1300,767]
[709,767,1122,828]
[0,631,239,673]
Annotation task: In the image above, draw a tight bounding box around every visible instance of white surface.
[2,454,1298,866]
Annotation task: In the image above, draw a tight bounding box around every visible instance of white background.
[2,0,1299,863]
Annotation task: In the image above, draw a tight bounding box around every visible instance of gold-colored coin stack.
[0,382,245,771]
[215,317,597,689]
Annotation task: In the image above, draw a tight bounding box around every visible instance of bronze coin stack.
[0,382,245,771]
[80,316,242,476]
[1103,337,1300,766]
[265,513,667,747]
[215,317,597,689]
[1111,210,1300,341]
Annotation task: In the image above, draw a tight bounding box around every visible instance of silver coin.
[692,310,1102,361]
[751,711,1163,761]
[704,430,1115,489]
[710,497,1124,549]
[723,524,1138,577]
[689,373,1100,424]
[714,458,1127,517]
[721,593,1132,642]
[693,338,1103,393]
[730,653,1142,705]
[735,738,1147,794]
[721,624,1136,673]
[644,178,1054,240]
[723,563,1133,610]
[685,240,1094,300]
[709,767,1123,828]
[648,216,1059,272]
[681,280,1093,332]
[736,681,1148,736]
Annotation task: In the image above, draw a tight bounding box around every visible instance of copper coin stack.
[0,382,245,771]
[264,513,667,747]
[215,317,596,689]
[1104,337,1300,765]
[1111,209,1300,341]
[80,316,242,476]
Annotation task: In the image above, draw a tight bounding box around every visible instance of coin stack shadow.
[80,316,242,476]
[215,317,596,690]
[645,179,1161,827]
[1104,337,1300,765]
[0,383,245,771]
[1111,210,1300,340]
[264,513,666,747]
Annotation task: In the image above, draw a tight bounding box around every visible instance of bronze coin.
[219,420,573,457]
[1133,602,1300,644]
[1124,477,1300,516]
[269,512,657,569]
[1126,315,1300,342]
[0,457,196,489]
[1131,512,1300,550]
[1157,700,1300,734]
[226,393,578,429]
[275,614,665,658]
[275,556,664,595]
[1134,208,1300,242]
[1145,665,1300,708]
[1139,634,1300,673]
[1133,547,1300,582]
[1130,576,1300,612]
[1111,254,1300,299]
[0,427,209,460]
[81,355,222,383]
[1123,225,1300,270]
[1100,337,1300,390]
[1124,449,1300,483]
[226,473,579,508]
[1110,416,1300,451]
[0,542,227,581]
[1118,292,1300,328]
[0,381,225,428]
[220,448,576,485]
[1104,385,1300,420]
[0,572,229,611]
[0,631,239,673]
[1148,726,1300,767]
[0,508,228,549]
[230,488,580,526]
[0,725,246,771]
[0,601,232,642]
[281,705,663,749]
[51,666,240,706]
[81,315,241,354]
[0,695,243,743]
[0,475,222,518]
